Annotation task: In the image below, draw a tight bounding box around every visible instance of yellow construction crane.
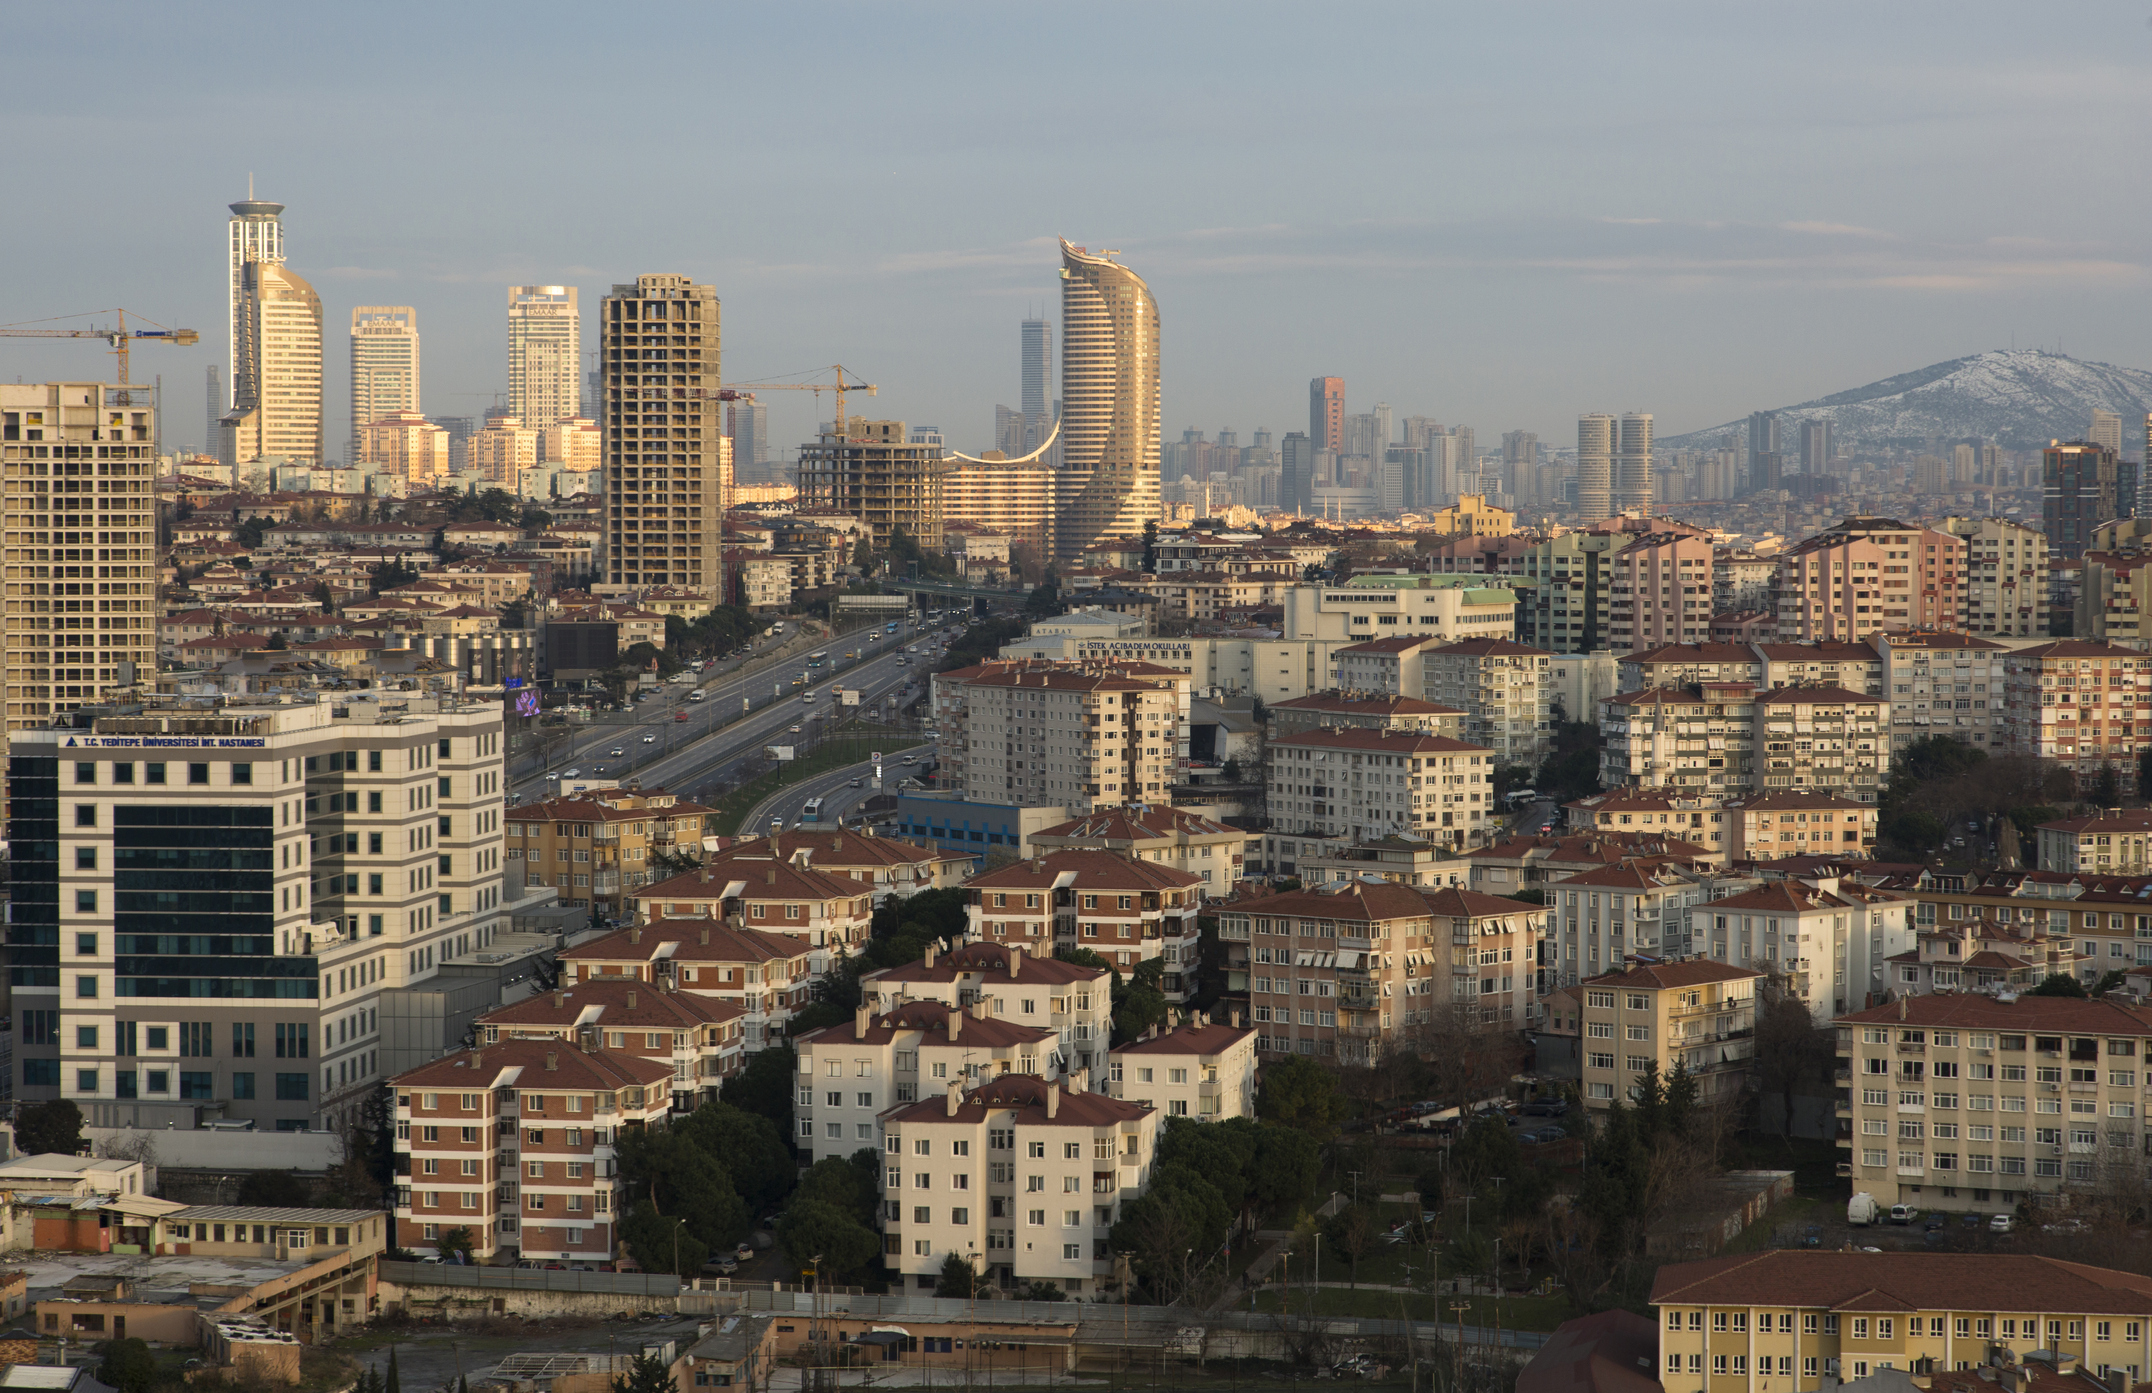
[0,309,199,399]
[693,364,877,433]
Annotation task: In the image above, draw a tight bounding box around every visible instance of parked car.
[735,1242,754,1261]
[1889,1204,1919,1225]
[1989,1213,2014,1233]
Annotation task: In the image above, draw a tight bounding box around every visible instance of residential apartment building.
[1607,530,1716,650]
[1712,547,1779,613]
[1266,693,1464,741]
[1548,863,1748,986]
[1943,515,2048,638]
[465,415,539,487]
[696,830,971,903]
[1877,630,2012,752]
[1836,995,2152,1217]
[1567,960,1760,1111]
[879,1073,1157,1296]
[476,978,747,1111]
[622,855,874,972]
[1105,1016,1258,1120]
[507,286,582,433]
[1718,791,1879,863]
[391,1040,672,1264]
[1600,683,1887,802]
[1652,1250,2152,1392]
[955,664,1184,816]
[1334,635,1444,698]
[1217,880,1543,1063]
[600,274,722,593]
[0,381,161,731]
[1419,639,1554,767]
[559,919,821,1047]
[2037,810,2152,875]
[506,789,713,920]
[1466,831,1719,897]
[1884,917,2079,998]
[860,941,1115,1078]
[794,1001,1062,1163]
[1028,806,1246,888]
[1775,517,1965,641]
[1997,641,2152,781]
[1269,727,1500,849]
[962,850,1204,993]
[356,409,451,482]
[1887,866,2152,986]
[7,693,505,1133]
[348,307,419,469]
[1752,685,1890,800]
[1689,876,1916,1021]
[1516,517,1709,653]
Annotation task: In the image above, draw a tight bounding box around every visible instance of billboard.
[514,689,542,718]
[766,745,796,761]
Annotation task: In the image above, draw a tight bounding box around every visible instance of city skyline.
[4,4,2145,464]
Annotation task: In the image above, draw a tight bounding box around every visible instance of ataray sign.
[65,735,267,749]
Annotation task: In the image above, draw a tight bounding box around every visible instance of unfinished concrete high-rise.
[795,419,945,550]
[600,275,721,593]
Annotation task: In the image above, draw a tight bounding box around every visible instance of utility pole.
[1448,1300,1470,1391]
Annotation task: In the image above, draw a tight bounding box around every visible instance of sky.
[5,1,2151,461]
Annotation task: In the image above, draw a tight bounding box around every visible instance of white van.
[688,690,706,702]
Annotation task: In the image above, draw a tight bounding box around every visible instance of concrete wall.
[37,1301,201,1344]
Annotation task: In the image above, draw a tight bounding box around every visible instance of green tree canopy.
[1256,1055,1343,1143]
[675,1099,796,1217]
[2031,973,2089,998]
[16,1100,83,1157]
[611,1352,678,1393]
[777,1199,881,1280]
[95,1339,156,1393]
[718,1041,797,1137]
[614,1127,750,1271]
[934,1252,985,1298]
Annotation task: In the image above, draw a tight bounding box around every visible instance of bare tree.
[1407,998,1519,1112]
[1750,975,1834,1141]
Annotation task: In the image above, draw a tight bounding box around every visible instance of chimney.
[1047,1081,1060,1119]
[471,1050,481,1070]
[855,1006,870,1040]
[1009,943,1023,977]
[554,992,565,1009]
[1070,1068,1086,1095]
[1898,996,1908,1020]
[1230,1009,1242,1028]
[949,1010,962,1040]
[946,1081,962,1116]
[971,999,989,1020]
[925,943,938,968]
[627,989,637,1010]
[699,928,710,946]
[545,1051,558,1072]
[767,867,777,885]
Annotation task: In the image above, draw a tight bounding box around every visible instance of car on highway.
[544,772,560,781]
[562,768,581,778]
[790,724,802,733]
[848,777,862,787]
[674,711,688,722]
[643,734,657,743]
[609,747,625,757]
[801,693,815,702]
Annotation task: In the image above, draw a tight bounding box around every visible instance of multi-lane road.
[511,613,962,826]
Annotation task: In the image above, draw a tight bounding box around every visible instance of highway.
[735,738,932,840]
[511,612,961,818]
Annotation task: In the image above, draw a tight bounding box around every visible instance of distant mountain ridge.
[1662,349,2152,452]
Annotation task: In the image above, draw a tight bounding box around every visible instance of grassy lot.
[1250,1286,1572,1330]
[706,736,924,834]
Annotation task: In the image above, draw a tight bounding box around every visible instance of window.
[275,1073,310,1101]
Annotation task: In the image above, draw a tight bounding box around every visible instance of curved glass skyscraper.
[1056,239,1159,560]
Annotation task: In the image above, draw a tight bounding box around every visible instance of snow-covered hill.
[1663,350,2152,452]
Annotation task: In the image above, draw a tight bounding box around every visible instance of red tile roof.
[1270,728,1493,755]
[1113,1018,1255,1057]
[1836,994,2152,1032]
[883,1073,1149,1129]
[794,1000,1057,1051]
[1650,1250,2152,1315]
[391,1038,674,1092]
[480,979,744,1031]
[1588,960,1763,992]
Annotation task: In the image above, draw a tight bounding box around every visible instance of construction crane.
[0,309,199,401]
[688,364,877,433]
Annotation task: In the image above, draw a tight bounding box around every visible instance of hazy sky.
[5,1,2149,459]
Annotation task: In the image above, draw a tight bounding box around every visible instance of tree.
[1257,1055,1343,1143]
[387,1345,402,1393]
[266,631,289,651]
[235,515,270,550]
[1323,1203,1378,1288]
[96,1338,156,1393]
[16,1099,84,1157]
[1016,1280,1066,1301]
[2032,973,2089,998]
[435,1226,475,1264]
[1114,958,1170,1044]
[368,556,419,595]
[1249,1124,1323,1213]
[610,1352,678,1393]
[620,1201,709,1278]
[2093,763,2123,808]
[614,1126,751,1268]
[934,1252,984,1298]
[311,580,335,614]
[1751,983,1834,1138]
[778,1199,881,1280]
[237,1168,310,1207]
[1408,1001,1517,1113]
[1142,520,1159,574]
[675,1099,797,1217]
[1110,1166,1231,1302]
[1024,578,1064,618]
[1532,721,1603,804]
[718,1041,797,1135]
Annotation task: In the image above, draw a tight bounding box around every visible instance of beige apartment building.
[957,665,1183,814]
[506,789,714,921]
[1876,629,2013,753]
[1689,876,1915,1022]
[476,978,747,1110]
[559,920,822,1047]
[348,307,419,469]
[1774,517,1965,641]
[939,453,1059,562]
[1944,514,2047,638]
[1996,641,2151,779]
[1266,692,1465,740]
[508,287,581,432]
[1105,1016,1258,1119]
[1028,805,1247,888]
[1607,530,1716,650]
[1548,862,1747,987]
[2037,810,2152,874]
[1268,727,1501,849]
[1600,683,1887,802]
[601,274,722,594]
[793,1001,1062,1163]
[1717,791,1878,863]
[1836,994,2152,1217]
[1420,639,1554,767]
[1651,1250,2152,1393]
[356,409,451,481]
[860,941,1116,1079]
[391,1040,673,1264]
[1570,960,1761,1111]
[0,382,159,729]
[466,415,539,486]
[961,849,1204,997]
[880,1073,1158,1296]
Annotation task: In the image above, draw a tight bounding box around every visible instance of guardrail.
[378,1260,681,1297]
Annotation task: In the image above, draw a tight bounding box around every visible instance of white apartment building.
[1876,630,2014,752]
[1601,683,1888,802]
[507,286,581,433]
[348,307,419,468]
[1687,876,1917,1022]
[1943,515,2048,639]
[1028,806,1247,888]
[1268,727,1500,850]
[2034,810,2152,875]
[1105,1017,1258,1120]
[793,1001,1062,1164]
[880,1073,1157,1296]
[1420,639,1555,767]
[955,665,1185,815]
[1836,994,2152,1215]
[860,941,1116,1078]
[0,381,160,733]
[9,692,507,1134]
[1547,863,1753,988]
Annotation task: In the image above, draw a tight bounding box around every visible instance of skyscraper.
[507,286,581,432]
[349,306,420,467]
[1055,241,1159,560]
[222,258,322,467]
[2044,439,2118,560]
[226,195,284,414]
[1309,378,1344,454]
[728,400,768,480]
[1747,410,1779,495]
[1373,402,1393,455]
[1615,413,1653,514]
[1021,318,1052,418]
[2092,409,2123,455]
[1280,432,1314,514]
[601,275,721,592]
[202,364,220,461]
[1576,414,1614,521]
[1800,418,1832,474]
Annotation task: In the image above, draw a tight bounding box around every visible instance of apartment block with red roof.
[623,855,875,973]
[1997,641,2152,782]
[1719,792,1878,864]
[1686,876,1916,1020]
[859,942,1115,1078]
[391,1040,673,1263]
[1468,832,1722,905]
[1333,636,1447,699]
[1835,994,2152,1215]
[963,850,1204,995]
[1105,1016,1257,1120]
[1547,862,1753,989]
[693,830,973,903]
[1606,531,1715,650]
[1028,806,1247,889]
[1420,639,1555,766]
[793,1001,1062,1163]
[476,978,747,1110]
[1268,726,1501,851]
[559,920,820,1047]
[2035,809,2152,875]
[879,1074,1157,1296]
